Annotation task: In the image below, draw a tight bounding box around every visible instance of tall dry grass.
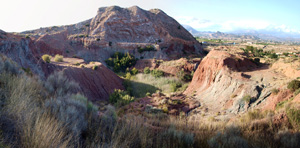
[21,112,74,148]
[0,73,76,148]
[0,57,79,147]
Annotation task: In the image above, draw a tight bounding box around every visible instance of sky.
[1,0,300,33]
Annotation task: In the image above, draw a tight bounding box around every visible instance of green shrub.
[286,107,300,129]
[71,94,98,112]
[269,53,278,59]
[242,95,252,103]
[137,45,156,53]
[78,34,85,38]
[176,69,185,80]
[105,52,137,73]
[170,81,182,92]
[92,65,98,70]
[125,72,132,80]
[45,96,88,136]
[146,92,151,97]
[131,67,138,75]
[109,89,135,107]
[99,105,117,131]
[177,83,189,92]
[276,100,289,110]
[162,104,169,113]
[183,73,193,81]
[44,71,80,96]
[295,89,300,96]
[54,54,63,62]
[283,52,289,56]
[151,69,164,78]
[253,49,264,57]
[144,67,150,74]
[288,80,300,92]
[42,54,51,63]
[0,56,21,75]
[253,58,260,64]
[271,88,280,95]
[176,70,193,82]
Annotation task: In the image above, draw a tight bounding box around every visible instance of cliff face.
[0,30,44,77]
[184,50,269,113]
[21,6,202,62]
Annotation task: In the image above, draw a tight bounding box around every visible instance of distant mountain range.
[183,24,300,42]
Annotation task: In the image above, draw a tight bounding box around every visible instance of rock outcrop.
[184,50,266,113]
[0,30,44,77]
[21,6,203,62]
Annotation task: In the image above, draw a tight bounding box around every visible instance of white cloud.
[272,24,300,33]
[177,16,300,34]
[176,16,218,30]
[220,20,270,31]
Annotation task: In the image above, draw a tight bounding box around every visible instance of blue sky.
[0,0,299,33]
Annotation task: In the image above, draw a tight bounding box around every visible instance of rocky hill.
[21,6,203,62]
[0,6,203,101]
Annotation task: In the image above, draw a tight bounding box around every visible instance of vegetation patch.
[276,100,289,110]
[294,89,300,96]
[131,67,138,75]
[71,93,98,112]
[92,65,98,70]
[286,107,300,130]
[105,52,137,73]
[176,69,193,82]
[242,46,278,59]
[126,73,187,98]
[271,88,280,95]
[170,81,182,92]
[242,95,252,103]
[288,80,300,92]
[54,54,64,62]
[109,89,135,107]
[42,54,51,63]
[144,67,150,74]
[151,69,164,78]
[138,45,156,53]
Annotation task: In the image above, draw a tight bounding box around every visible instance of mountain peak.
[97,5,122,14]
[128,5,142,10]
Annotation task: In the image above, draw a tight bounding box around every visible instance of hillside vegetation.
[1,53,300,147]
